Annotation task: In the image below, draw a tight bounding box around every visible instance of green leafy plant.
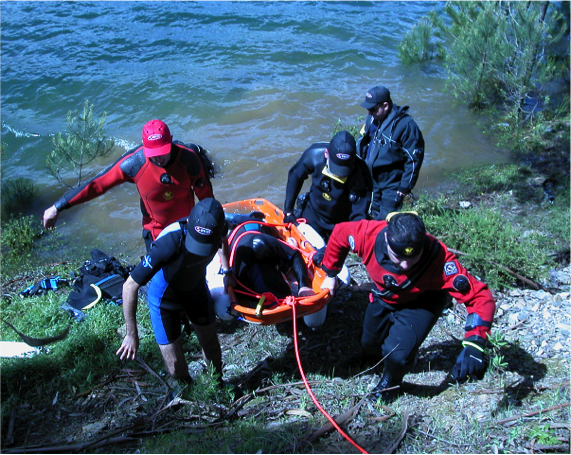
[0,215,42,251]
[487,331,509,376]
[399,2,568,155]
[527,423,560,446]
[46,99,115,189]
[332,117,365,139]
[1,177,39,219]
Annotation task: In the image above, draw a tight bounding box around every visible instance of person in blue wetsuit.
[116,198,231,384]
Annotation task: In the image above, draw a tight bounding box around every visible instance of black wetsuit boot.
[370,371,402,403]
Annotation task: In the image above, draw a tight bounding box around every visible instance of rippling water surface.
[1,1,509,257]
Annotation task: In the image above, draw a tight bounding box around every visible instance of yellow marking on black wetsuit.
[322,166,347,184]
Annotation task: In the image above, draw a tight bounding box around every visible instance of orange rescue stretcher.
[220,198,332,325]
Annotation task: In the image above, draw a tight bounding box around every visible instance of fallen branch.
[2,436,138,454]
[448,247,551,293]
[306,394,368,443]
[135,356,168,390]
[497,403,570,425]
[384,409,411,453]
[76,368,120,397]
[224,379,331,419]
[1,318,70,347]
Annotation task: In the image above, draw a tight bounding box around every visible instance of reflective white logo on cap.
[195,226,213,235]
[148,134,163,141]
[366,92,373,98]
[336,153,351,160]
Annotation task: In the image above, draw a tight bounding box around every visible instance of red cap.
[142,119,172,157]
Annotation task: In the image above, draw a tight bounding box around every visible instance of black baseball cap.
[185,198,226,257]
[360,86,391,109]
[327,131,356,178]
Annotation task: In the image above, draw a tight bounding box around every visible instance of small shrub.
[1,215,42,250]
[1,177,38,218]
[46,99,115,189]
[415,196,550,290]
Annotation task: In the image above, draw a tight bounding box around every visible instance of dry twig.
[497,403,570,425]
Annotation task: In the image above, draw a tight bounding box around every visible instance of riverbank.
[1,156,569,453]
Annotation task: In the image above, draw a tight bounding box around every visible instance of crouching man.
[117,198,230,384]
[320,212,496,402]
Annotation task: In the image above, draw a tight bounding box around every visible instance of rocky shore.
[491,266,570,360]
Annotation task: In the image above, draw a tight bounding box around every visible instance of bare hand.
[43,205,59,230]
[116,334,139,361]
[321,276,337,296]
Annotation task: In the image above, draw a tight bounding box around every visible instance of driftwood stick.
[497,403,570,425]
[306,394,368,443]
[447,247,550,292]
[2,436,138,454]
[384,409,411,453]
[135,356,168,390]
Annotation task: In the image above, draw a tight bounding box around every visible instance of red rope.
[287,300,369,454]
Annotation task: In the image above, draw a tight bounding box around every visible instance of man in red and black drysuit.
[43,119,215,252]
[320,212,495,402]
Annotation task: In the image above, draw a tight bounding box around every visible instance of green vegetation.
[46,99,115,189]
[399,1,569,155]
[0,144,38,215]
[403,163,570,290]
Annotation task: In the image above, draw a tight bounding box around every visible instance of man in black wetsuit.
[116,198,230,384]
[283,131,372,241]
[357,86,424,221]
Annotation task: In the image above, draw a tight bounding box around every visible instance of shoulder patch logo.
[142,255,152,269]
[444,261,459,276]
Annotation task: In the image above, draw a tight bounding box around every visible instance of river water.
[1,1,510,259]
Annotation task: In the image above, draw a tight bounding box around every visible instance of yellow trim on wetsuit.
[322,166,347,184]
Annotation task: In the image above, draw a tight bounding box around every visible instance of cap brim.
[360,100,377,109]
[144,143,172,157]
[185,233,219,257]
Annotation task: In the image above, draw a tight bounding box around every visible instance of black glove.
[451,340,486,383]
[283,213,297,225]
[313,246,326,267]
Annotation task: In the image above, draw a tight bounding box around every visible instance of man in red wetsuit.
[43,119,215,251]
[320,212,496,402]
